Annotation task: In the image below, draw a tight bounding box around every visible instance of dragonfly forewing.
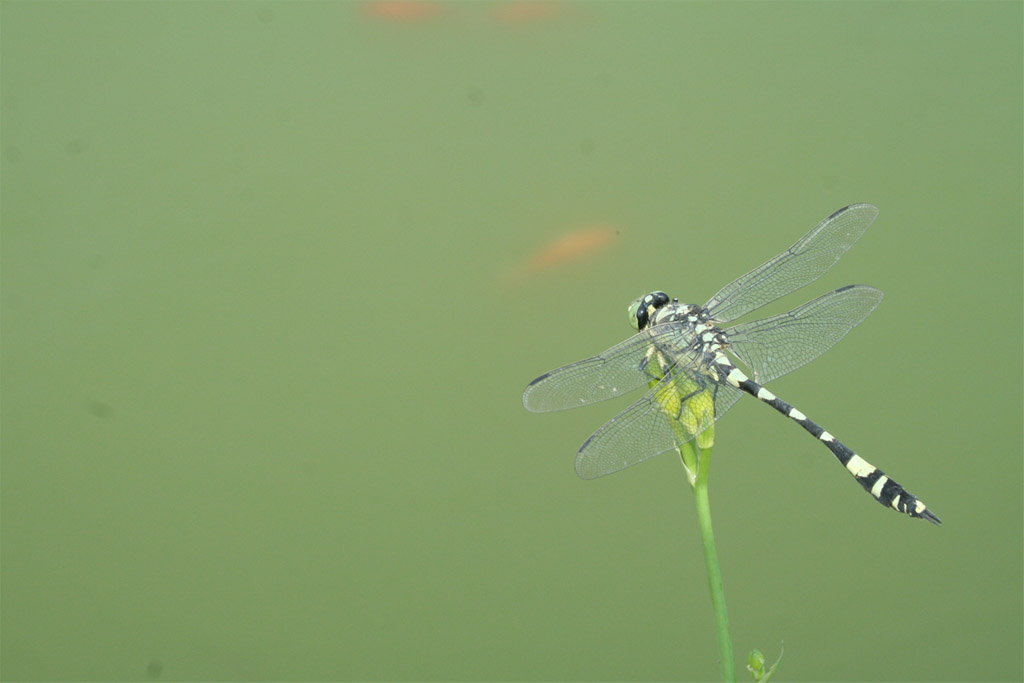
[523,323,699,413]
[705,204,878,323]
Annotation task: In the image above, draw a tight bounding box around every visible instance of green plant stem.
[687,444,735,682]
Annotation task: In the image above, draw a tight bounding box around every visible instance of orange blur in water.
[527,227,615,270]
[502,226,617,288]
[362,1,446,21]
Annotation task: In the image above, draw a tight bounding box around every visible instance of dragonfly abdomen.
[718,354,941,525]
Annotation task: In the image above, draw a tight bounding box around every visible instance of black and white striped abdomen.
[713,352,940,524]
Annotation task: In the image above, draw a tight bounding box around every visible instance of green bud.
[747,649,765,680]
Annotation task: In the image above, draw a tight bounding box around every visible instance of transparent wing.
[523,322,699,413]
[726,285,883,385]
[704,204,879,323]
[574,363,744,479]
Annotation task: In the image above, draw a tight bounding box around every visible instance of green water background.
[3,2,1021,681]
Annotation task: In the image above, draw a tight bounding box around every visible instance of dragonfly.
[523,204,940,524]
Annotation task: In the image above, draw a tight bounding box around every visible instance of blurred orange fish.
[362,1,447,21]
[502,226,617,288]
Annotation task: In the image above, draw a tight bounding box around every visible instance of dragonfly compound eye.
[627,291,670,331]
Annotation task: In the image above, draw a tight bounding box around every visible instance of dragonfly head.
[627,291,672,331]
